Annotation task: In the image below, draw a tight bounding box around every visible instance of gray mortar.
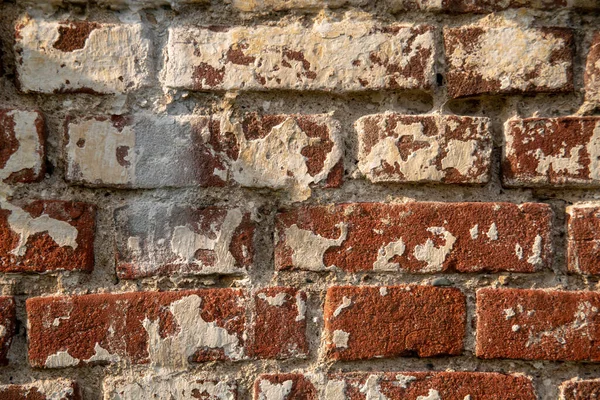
[0,0,600,398]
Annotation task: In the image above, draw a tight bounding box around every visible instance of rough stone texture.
[229,0,365,11]
[114,203,255,279]
[355,113,492,184]
[560,379,600,400]
[164,20,435,92]
[248,287,307,359]
[103,374,237,399]
[275,202,552,273]
[0,296,15,366]
[444,25,574,98]
[585,32,600,107]
[27,289,247,368]
[253,374,318,400]
[567,205,600,275]
[0,379,81,400]
[477,288,600,361]
[15,17,151,94]
[0,200,96,273]
[0,109,45,184]
[503,117,600,187]
[324,285,465,360]
[65,113,342,201]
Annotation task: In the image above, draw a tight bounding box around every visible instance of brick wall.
[0,0,599,398]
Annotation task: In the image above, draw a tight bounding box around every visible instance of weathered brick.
[355,114,491,184]
[103,374,237,399]
[15,17,151,94]
[275,202,552,273]
[27,289,247,368]
[248,287,307,359]
[444,25,573,98]
[324,285,465,360]
[325,372,536,400]
[65,113,342,200]
[0,296,16,365]
[585,32,600,106]
[0,379,81,400]
[114,203,255,278]
[477,288,600,361]
[229,0,365,11]
[0,200,95,273]
[0,109,45,184]
[503,117,600,187]
[254,374,318,400]
[391,0,598,12]
[164,21,435,92]
[561,378,600,400]
[567,205,600,275]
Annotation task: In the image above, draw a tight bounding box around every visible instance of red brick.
[0,379,81,400]
[477,288,600,361]
[585,32,600,106]
[275,202,552,273]
[254,374,318,400]
[567,205,600,275]
[0,200,95,273]
[15,18,151,94]
[114,204,255,278]
[164,22,435,92]
[503,117,600,187]
[248,287,307,359]
[390,0,597,11]
[324,285,465,360]
[65,113,342,201]
[444,26,573,98]
[355,114,491,184]
[325,372,536,400]
[0,109,45,184]
[27,289,247,368]
[561,378,600,400]
[0,296,15,366]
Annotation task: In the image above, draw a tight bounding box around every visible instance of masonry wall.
[0,0,599,399]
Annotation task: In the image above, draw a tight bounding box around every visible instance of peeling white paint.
[284,223,347,271]
[504,308,516,319]
[0,110,43,182]
[258,292,288,306]
[413,227,456,272]
[44,350,79,368]
[527,234,543,267]
[470,225,478,239]
[85,343,121,363]
[380,287,388,296]
[373,238,406,271]
[258,379,293,400]
[395,374,416,388]
[416,389,442,400]
[332,329,349,348]
[333,296,352,317]
[359,375,389,400]
[515,243,523,260]
[142,294,243,367]
[17,18,151,93]
[295,292,306,322]
[6,379,76,400]
[486,223,498,241]
[324,379,346,400]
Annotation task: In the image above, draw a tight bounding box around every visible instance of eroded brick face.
[0,200,95,273]
[248,287,307,359]
[65,113,342,201]
[324,285,465,360]
[0,109,45,184]
[164,21,435,92]
[0,379,81,400]
[585,32,600,106]
[114,203,255,279]
[15,18,151,94]
[561,379,600,400]
[27,289,247,368]
[275,202,552,273]
[477,288,600,361]
[0,296,15,366]
[503,117,600,187]
[103,375,237,400]
[254,374,318,400]
[567,205,600,275]
[355,114,492,184]
[444,25,573,98]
